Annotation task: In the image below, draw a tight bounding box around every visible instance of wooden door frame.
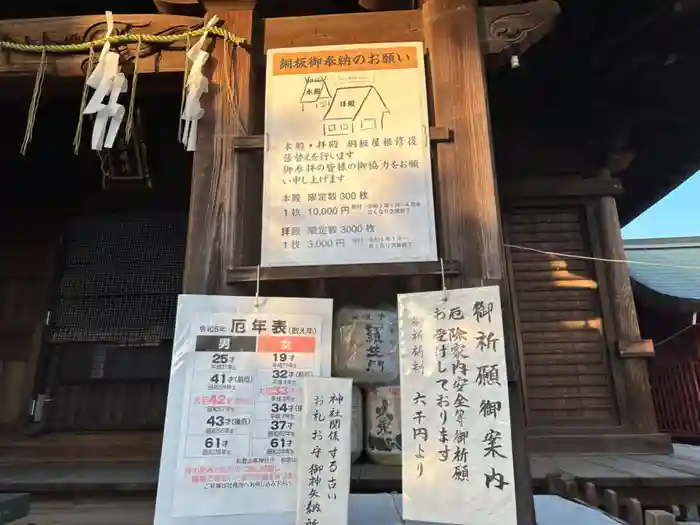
[584,201,632,429]
[0,228,60,433]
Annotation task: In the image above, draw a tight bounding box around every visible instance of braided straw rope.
[0,25,245,53]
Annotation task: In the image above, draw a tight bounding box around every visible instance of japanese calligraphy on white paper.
[261,42,438,267]
[398,286,517,525]
[155,295,333,525]
[295,377,353,525]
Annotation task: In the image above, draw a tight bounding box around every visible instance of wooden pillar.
[0,361,27,426]
[423,1,534,523]
[598,170,659,434]
[184,2,262,295]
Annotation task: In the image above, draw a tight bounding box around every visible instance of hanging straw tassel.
[227,42,246,136]
[178,34,191,141]
[223,38,234,106]
[125,36,142,143]
[73,46,96,155]
[20,50,48,156]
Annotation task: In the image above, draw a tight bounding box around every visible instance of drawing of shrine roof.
[300,77,332,104]
[324,85,389,121]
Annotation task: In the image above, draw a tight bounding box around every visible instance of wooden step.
[528,432,672,454]
[0,432,163,462]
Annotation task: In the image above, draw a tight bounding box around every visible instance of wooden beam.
[227,261,461,283]
[423,0,535,523]
[230,126,452,149]
[264,6,557,59]
[597,169,660,435]
[0,14,206,78]
[203,0,257,8]
[357,0,414,10]
[184,6,262,294]
[480,0,560,56]
[354,0,561,62]
[264,10,423,51]
[0,3,561,79]
[619,339,655,358]
[425,1,503,283]
[153,0,205,16]
[500,177,624,199]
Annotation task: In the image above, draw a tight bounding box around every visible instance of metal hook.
[440,257,448,302]
[254,265,261,308]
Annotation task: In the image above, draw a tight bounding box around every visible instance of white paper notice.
[398,286,517,525]
[154,295,333,525]
[295,377,353,525]
[261,42,438,267]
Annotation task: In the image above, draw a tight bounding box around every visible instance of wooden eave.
[0,1,560,81]
[0,14,206,78]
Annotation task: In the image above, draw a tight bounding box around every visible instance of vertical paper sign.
[261,42,438,267]
[295,377,353,525]
[398,286,517,525]
[154,295,333,525]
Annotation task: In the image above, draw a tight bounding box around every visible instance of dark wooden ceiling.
[487,0,700,224]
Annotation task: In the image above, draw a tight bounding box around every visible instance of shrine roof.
[624,237,700,310]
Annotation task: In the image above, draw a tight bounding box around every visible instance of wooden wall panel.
[264,10,422,51]
[44,343,172,431]
[0,233,56,429]
[48,381,168,431]
[503,206,620,426]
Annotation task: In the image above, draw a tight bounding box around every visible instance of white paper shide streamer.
[180,16,218,152]
[82,11,128,151]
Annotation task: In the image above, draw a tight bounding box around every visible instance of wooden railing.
[649,360,700,437]
[546,475,700,525]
